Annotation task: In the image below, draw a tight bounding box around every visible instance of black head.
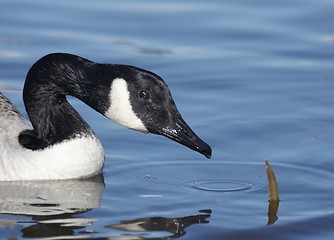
[105,66,212,158]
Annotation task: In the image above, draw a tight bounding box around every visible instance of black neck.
[20,53,110,149]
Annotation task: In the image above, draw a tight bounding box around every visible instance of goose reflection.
[0,176,104,239]
[0,175,104,216]
[0,178,211,239]
[15,209,211,240]
[107,209,211,239]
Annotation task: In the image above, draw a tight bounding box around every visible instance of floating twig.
[265,159,280,225]
[265,159,280,201]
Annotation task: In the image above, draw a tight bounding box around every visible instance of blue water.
[1,0,334,239]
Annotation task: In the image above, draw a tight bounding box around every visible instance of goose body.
[0,53,211,181]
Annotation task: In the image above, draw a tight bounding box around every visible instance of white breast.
[0,92,105,181]
[0,130,104,181]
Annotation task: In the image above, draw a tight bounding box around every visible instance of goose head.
[104,66,212,158]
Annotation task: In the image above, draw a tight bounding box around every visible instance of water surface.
[1,0,334,239]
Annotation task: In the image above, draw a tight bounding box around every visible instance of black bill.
[159,116,212,159]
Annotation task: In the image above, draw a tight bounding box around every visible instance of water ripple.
[182,179,264,193]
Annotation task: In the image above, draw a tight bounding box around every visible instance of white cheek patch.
[105,78,147,132]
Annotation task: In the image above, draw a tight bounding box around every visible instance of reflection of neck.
[108,209,211,238]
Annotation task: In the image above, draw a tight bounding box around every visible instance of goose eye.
[138,90,151,100]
